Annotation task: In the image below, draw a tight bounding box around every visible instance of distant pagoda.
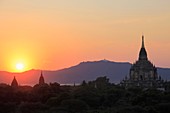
[39,71,45,85]
[11,76,19,88]
[121,35,164,88]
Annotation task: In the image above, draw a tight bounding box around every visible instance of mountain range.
[0,60,170,85]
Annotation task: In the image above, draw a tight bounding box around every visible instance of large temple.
[121,35,164,88]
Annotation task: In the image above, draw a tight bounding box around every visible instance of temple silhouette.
[39,71,45,85]
[121,35,164,88]
[10,71,46,87]
[11,76,18,88]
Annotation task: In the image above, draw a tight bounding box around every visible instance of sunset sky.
[0,0,170,72]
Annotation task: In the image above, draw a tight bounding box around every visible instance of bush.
[61,99,89,113]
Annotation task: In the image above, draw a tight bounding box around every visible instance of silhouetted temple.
[11,76,18,87]
[121,36,164,88]
[39,71,45,85]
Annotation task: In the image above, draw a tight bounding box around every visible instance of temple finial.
[139,35,148,60]
[142,35,144,48]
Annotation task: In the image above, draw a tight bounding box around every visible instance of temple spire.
[41,71,43,77]
[142,35,145,48]
[39,71,45,85]
[139,35,148,60]
[11,76,19,88]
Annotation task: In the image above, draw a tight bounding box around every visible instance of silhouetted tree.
[81,80,87,86]
[61,99,89,113]
[18,102,48,113]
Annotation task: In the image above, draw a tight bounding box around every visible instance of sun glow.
[8,55,33,72]
[16,63,24,71]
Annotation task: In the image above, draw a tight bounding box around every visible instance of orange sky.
[0,0,170,72]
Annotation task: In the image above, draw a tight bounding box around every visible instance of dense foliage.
[0,76,170,113]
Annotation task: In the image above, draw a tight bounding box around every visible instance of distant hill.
[0,60,170,85]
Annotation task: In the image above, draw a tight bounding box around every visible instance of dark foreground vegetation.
[0,77,170,113]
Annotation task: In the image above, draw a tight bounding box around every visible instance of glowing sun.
[16,63,24,71]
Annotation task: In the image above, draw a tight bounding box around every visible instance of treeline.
[0,76,170,113]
